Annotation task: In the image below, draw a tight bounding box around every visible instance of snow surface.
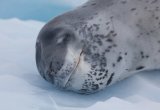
[0,18,160,110]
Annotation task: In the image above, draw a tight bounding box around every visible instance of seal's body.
[36,0,160,94]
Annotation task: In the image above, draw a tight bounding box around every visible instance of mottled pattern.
[36,0,160,94]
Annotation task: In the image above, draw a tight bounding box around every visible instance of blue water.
[0,0,72,22]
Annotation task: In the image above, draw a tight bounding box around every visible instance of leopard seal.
[36,0,160,94]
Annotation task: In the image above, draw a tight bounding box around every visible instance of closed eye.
[57,37,65,44]
[56,33,73,44]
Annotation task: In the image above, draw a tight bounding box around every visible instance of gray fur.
[36,0,160,94]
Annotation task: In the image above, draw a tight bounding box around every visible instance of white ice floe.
[0,18,160,110]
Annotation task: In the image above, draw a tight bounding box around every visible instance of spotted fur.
[36,0,160,94]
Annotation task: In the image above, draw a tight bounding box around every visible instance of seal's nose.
[36,26,82,86]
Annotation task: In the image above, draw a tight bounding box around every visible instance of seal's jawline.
[64,49,84,88]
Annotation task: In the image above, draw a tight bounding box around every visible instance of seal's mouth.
[63,49,84,88]
[52,48,84,89]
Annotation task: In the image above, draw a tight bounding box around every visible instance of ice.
[0,18,160,110]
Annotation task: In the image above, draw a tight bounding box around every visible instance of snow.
[0,18,160,110]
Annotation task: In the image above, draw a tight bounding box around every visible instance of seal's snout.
[36,24,84,88]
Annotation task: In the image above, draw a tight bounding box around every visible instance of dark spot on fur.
[95,69,99,72]
[117,56,123,62]
[89,16,94,20]
[100,68,105,72]
[110,16,114,19]
[99,73,103,76]
[92,53,100,61]
[140,51,145,58]
[150,30,154,33]
[155,7,159,11]
[140,33,143,35]
[93,72,97,76]
[92,84,99,90]
[106,38,113,42]
[82,5,87,8]
[87,26,93,31]
[121,1,127,4]
[107,73,115,85]
[105,49,110,52]
[151,0,158,4]
[136,66,145,70]
[96,77,102,81]
[94,13,98,15]
[91,3,96,6]
[88,74,93,78]
[146,55,149,58]
[91,64,96,69]
[155,16,159,20]
[113,33,117,37]
[100,57,107,67]
[108,46,112,49]
[97,39,103,46]
[146,32,150,35]
[103,73,108,79]
[93,24,100,31]
[112,63,116,67]
[113,44,117,47]
[144,7,148,10]
[110,30,114,34]
[106,22,110,25]
[131,8,136,11]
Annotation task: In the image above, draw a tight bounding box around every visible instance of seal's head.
[36,1,117,94]
[36,0,160,94]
